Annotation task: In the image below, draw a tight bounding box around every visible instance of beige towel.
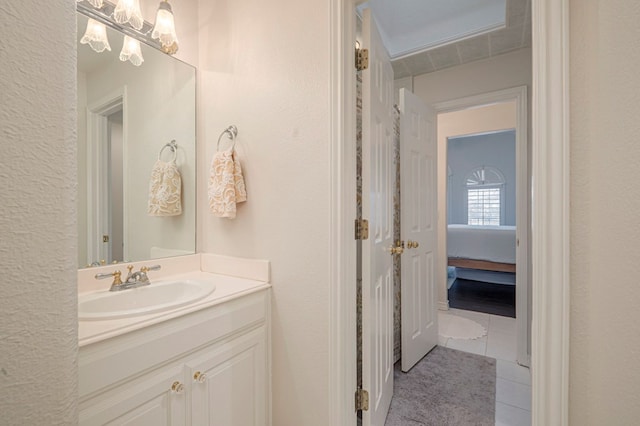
[147,159,182,216]
[208,148,247,218]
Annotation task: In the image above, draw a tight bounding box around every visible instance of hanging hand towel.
[208,148,247,218]
[147,155,182,217]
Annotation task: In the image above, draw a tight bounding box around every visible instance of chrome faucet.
[124,264,161,286]
[95,264,162,291]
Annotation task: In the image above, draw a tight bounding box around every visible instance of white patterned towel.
[208,148,247,218]
[147,159,182,216]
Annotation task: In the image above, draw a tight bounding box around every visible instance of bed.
[447,224,516,273]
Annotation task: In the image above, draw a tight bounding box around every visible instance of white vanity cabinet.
[79,364,187,425]
[78,289,270,426]
[187,328,266,425]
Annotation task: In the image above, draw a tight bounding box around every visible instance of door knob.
[408,240,420,249]
[390,245,404,255]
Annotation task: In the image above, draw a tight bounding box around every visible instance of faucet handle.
[95,270,123,286]
[140,265,161,273]
[127,265,134,274]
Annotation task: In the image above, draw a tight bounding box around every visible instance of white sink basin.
[79,280,216,320]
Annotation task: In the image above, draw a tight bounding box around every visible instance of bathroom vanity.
[78,255,271,425]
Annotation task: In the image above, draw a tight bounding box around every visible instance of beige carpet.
[385,346,496,426]
[438,312,487,340]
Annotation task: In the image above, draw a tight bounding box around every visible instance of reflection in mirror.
[77,12,196,268]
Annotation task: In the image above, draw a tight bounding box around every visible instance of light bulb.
[119,36,144,66]
[152,1,179,53]
[114,0,144,30]
[80,19,111,53]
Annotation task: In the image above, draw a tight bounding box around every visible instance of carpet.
[438,312,487,340]
[385,346,496,426]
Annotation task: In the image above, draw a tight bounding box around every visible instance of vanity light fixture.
[81,18,112,53]
[113,0,144,30]
[119,35,144,66]
[77,0,180,58]
[151,0,179,54]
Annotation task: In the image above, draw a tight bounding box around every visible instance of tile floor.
[439,308,532,426]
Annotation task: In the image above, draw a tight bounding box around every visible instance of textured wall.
[569,1,640,423]
[0,0,78,424]
[197,0,331,424]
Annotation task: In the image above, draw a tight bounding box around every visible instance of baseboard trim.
[438,301,449,311]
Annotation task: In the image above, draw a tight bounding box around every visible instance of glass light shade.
[119,36,144,66]
[114,0,144,30]
[80,19,111,53]
[151,1,179,52]
[87,0,104,7]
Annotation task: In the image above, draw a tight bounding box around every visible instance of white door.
[399,88,439,372]
[361,8,395,426]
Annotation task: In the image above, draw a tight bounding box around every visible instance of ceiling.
[364,0,531,78]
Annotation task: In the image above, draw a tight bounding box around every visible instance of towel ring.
[158,140,178,162]
[217,125,238,151]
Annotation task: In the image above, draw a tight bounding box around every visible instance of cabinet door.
[188,327,267,426]
[80,365,186,426]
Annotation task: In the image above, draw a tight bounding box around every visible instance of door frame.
[433,85,529,367]
[86,87,128,265]
[329,0,570,425]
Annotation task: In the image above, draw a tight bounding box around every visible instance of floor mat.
[438,312,487,340]
[448,278,515,317]
[385,346,496,426]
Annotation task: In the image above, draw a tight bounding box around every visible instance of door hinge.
[355,218,369,240]
[355,388,369,411]
[103,235,109,243]
[356,47,369,71]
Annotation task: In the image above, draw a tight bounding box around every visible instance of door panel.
[187,328,266,426]
[79,366,186,426]
[361,8,395,426]
[400,88,438,372]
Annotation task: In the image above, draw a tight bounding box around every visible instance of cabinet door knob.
[171,381,184,393]
[193,371,207,384]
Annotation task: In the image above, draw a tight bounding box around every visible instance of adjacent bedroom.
[446,128,517,318]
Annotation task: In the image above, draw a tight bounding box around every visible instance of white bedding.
[447,224,516,264]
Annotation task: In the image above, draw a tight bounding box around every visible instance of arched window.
[465,166,505,226]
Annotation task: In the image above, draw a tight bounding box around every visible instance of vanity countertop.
[78,254,270,347]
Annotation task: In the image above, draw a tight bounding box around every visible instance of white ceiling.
[364,0,531,78]
[364,0,507,59]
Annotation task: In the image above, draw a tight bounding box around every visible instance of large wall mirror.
[77,12,196,268]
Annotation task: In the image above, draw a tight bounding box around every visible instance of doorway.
[86,89,127,266]
[354,2,530,425]
[434,87,529,367]
[329,0,571,424]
